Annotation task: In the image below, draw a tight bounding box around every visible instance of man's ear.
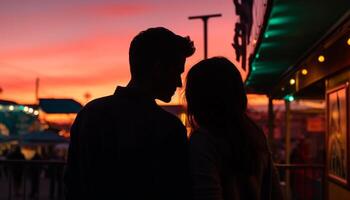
[153,60,161,71]
[152,60,163,77]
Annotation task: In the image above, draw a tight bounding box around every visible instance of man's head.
[129,27,195,102]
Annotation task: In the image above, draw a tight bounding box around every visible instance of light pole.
[35,77,40,104]
[188,14,222,59]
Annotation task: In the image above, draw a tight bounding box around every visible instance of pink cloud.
[82,3,153,17]
[0,33,131,60]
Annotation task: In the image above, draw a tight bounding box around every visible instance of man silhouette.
[64,27,195,200]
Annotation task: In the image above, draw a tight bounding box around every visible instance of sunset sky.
[1,0,266,106]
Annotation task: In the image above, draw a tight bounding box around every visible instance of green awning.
[246,0,350,95]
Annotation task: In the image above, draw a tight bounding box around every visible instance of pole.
[268,97,275,154]
[188,14,222,59]
[285,100,291,200]
[203,18,208,59]
[35,78,39,104]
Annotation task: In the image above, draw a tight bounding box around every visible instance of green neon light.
[284,95,294,102]
[269,16,295,26]
[271,5,290,16]
[260,42,277,48]
[264,29,288,37]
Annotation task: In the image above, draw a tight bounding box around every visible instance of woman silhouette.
[185,57,283,200]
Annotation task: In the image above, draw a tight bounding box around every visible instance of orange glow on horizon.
[39,112,77,125]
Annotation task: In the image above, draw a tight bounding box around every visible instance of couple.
[64,27,283,200]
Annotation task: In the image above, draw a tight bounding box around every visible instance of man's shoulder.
[81,95,119,114]
[73,95,116,122]
[72,95,117,134]
[85,95,115,109]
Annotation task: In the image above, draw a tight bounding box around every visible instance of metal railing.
[0,161,325,200]
[275,164,325,200]
[0,159,66,200]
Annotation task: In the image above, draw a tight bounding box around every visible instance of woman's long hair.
[185,57,259,174]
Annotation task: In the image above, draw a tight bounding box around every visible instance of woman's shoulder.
[190,129,211,145]
[189,129,229,155]
[189,129,222,166]
[189,129,220,151]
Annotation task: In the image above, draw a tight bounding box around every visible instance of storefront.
[234,0,350,199]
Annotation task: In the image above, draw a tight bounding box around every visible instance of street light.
[188,14,222,59]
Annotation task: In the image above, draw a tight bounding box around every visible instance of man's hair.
[129,27,195,81]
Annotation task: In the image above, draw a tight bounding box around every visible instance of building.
[233,0,350,199]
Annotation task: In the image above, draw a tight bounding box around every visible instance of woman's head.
[185,57,247,130]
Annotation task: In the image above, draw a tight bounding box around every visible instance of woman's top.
[189,116,283,200]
